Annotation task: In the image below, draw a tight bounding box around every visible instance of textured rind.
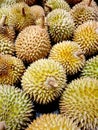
[0,0,17,7]
[81,55,98,79]
[49,41,85,75]
[59,77,98,130]
[73,20,98,56]
[22,59,66,104]
[0,54,25,85]
[0,85,33,130]
[47,9,75,43]
[15,25,51,64]
[70,3,97,27]
[8,2,35,32]
[26,114,80,130]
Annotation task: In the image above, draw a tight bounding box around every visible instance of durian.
[73,20,98,57]
[0,54,25,85]
[8,2,35,32]
[22,59,66,104]
[59,77,98,130]
[81,55,98,79]
[15,15,51,64]
[26,114,80,130]
[49,41,85,76]
[46,9,75,43]
[0,85,34,130]
[70,0,97,27]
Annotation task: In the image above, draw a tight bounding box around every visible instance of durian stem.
[22,7,26,16]
[0,15,6,27]
[75,51,84,57]
[40,14,45,29]
[45,77,58,88]
[0,121,6,130]
[88,0,92,6]
[45,4,52,11]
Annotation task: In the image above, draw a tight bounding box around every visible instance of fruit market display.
[0,0,98,129]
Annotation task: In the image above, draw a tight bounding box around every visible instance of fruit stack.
[0,0,98,130]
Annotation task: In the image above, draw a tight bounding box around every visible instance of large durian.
[59,77,98,130]
[15,15,51,64]
[26,114,80,130]
[0,85,34,130]
[81,55,98,79]
[49,41,85,76]
[0,54,25,85]
[47,9,75,43]
[73,20,98,57]
[22,59,66,104]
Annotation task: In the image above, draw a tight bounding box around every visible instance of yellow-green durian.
[8,2,35,32]
[15,17,51,64]
[81,55,98,79]
[49,41,85,76]
[26,114,80,130]
[59,77,98,130]
[73,20,98,57]
[70,1,97,27]
[46,9,75,43]
[0,54,25,85]
[22,59,66,104]
[0,85,34,130]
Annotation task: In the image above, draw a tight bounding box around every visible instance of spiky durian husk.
[0,85,34,130]
[73,20,98,57]
[0,54,25,85]
[26,114,80,130]
[8,2,35,32]
[81,55,98,79]
[70,3,97,27]
[59,77,98,130]
[15,25,51,64]
[22,59,66,104]
[49,41,85,76]
[46,9,75,43]
[0,0,17,7]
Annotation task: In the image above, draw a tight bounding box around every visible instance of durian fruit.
[59,77,98,130]
[22,59,66,104]
[64,0,82,6]
[45,0,71,15]
[0,85,34,130]
[0,54,25,85]
[70,0,97,27]
[8,2,35,32]
[73,20,98,57]
[81,55,98,79]
[26,114,80,130]
[49,41,85,76]
[46,9,75,43]
[15,15,51,64]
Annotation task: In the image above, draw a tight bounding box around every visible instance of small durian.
[70,0,97,27]
[0,54,25,85]
[15,15,51,64]
[8,2,35,32]
[26,114,80,130]
[22,59,66,104]
[73,20,98,57]
[46,9,75,43]
[0,85,34,130]
[59,77,98,130]
[49,41,85,76]
[81,55,98,79]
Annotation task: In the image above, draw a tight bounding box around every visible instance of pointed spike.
[0,15,6,27]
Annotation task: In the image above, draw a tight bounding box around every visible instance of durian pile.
[0,0,98,130]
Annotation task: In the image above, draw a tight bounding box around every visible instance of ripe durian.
[22,59,66,104]
[8,2,35,32]
[70,0,97,27]
[47,9,75,43]
[26,114,80,130]
[81,55,98,79]
[49,41,85,76]
[0,85,34,130]
[0,54,25,85]
[73,20,98,57]
[59,77,98,130]
[15,15,51,64]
